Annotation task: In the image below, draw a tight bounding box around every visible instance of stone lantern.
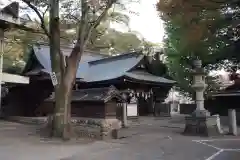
[191,59,209,117]
[183,59,222,136]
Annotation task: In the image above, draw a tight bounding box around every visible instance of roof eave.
[123,78,175,87]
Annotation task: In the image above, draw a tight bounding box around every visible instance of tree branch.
[66,0,117,70]
[66,0,90,62]
[78,0,90,41]
[43,5,50,22]
[84,0,117,45]
[92,0,117,29]
[21,0,50,37]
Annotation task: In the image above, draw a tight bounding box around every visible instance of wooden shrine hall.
[42,86,125,119]
[3,45,175,118]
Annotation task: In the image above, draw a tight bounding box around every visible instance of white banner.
[127,103,138,117]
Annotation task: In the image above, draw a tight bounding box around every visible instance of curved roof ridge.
[88,51,143,65]
[124,70,176,84]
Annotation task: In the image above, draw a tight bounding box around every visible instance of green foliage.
[157,0,240,96]
[1,25,47,74]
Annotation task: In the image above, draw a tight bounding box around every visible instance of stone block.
[71,117,122,140]
[183,115,222,137]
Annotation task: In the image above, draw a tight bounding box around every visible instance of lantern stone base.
[183,113,223,137]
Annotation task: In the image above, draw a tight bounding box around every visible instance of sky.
[113,0,164,43]
[127,0,164,43]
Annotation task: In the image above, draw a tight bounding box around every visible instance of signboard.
[50,72,58,86]
[127,103,138,117]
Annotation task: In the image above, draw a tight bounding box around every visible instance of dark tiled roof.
[32,45,108,78]
[124,70,176,84]
[82,52,144,82]
[47,85,125,102]
[27,45,175,84]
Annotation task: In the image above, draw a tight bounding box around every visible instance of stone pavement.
[69,116,240,160]
[0,116,240,160]
[193,139,240,160]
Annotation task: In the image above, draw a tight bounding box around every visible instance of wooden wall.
[38,100,118,119]
[2,80,53,117]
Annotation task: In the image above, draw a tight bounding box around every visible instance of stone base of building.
[183,115,222,137]
[71,117,122,140]
[5,116,122,140]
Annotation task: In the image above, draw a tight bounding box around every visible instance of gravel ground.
[0,116,239,160]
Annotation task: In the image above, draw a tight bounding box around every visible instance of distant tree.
[156,0,240,96]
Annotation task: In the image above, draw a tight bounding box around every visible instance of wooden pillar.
[122,102,128,127]
[121,93,128,127]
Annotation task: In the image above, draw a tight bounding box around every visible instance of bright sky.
[127,0,164,43]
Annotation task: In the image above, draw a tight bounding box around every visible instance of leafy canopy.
[156,0,240,95]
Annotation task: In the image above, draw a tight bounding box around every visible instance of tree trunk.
[49,0,67,138]
[52,46,79,138]
[49,0,83,138]
[53,74,74,139]
[55,57,78,139]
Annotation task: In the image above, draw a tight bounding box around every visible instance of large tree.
[21,0,139,139]
[157,0,240,95]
